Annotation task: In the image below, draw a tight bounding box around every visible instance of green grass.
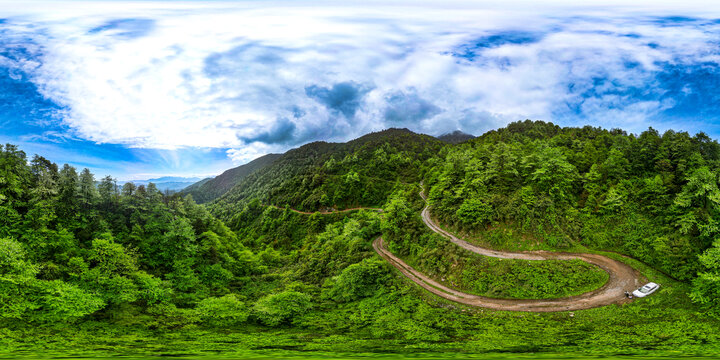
[2,351,719,360]
[2,320,719,358]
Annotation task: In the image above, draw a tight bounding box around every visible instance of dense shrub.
[196,294,249,327]
[325,258,390,302]
[252,291,313,327]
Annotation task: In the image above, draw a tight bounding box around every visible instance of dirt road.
[263,204,383,215]
[373,188,645,312]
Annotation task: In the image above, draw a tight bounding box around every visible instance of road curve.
[263,204,383,215]
[374,188,645,312]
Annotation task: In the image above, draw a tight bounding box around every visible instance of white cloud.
[3,0,720,165]
[226,142,278,164]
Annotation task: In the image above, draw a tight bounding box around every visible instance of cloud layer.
[3,0,720,169]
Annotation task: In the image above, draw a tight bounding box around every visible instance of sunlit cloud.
[3,0,720,176]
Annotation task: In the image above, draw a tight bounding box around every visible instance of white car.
[632,282,660,298]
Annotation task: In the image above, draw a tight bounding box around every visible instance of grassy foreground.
[1,325,719,359]
[2,352,719,360]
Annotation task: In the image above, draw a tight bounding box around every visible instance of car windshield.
[639,285,654,293]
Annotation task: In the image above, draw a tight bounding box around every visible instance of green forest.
[1,121,720,357]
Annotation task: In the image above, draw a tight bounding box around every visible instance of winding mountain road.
[373,187,645,312]
[263,204,383,215]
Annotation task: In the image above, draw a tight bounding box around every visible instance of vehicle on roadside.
[632,282,660,298]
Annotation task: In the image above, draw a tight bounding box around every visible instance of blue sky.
[2,1,720,180]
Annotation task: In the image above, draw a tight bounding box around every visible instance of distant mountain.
[119,176,204,192]
[146,176,205,183]
[182,153,282,203]
[437,130,475,144]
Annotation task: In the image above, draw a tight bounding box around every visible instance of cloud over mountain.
[2,0,720,173]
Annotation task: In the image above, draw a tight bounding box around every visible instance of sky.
[3,0,720,180]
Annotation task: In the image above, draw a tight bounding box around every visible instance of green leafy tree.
[252,290,313,327]
[121,182,136,197]
[602,148,630,181]
[0,145,30,238]
[35,280,105,322]
[673,167,720,238]
[82,236,142,304]
[196,294,249,327]
[0,237,104,322]
[525,146,579,203]
[0,237,37,280]
[456,197,494,227]
[79,168,99,208]
[484,142,520,191]
[691,240,720,317]
[57,164,80,227]
[326,258,389,302]
[0,237,39,320]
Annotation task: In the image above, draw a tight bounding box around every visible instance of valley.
[1,121,719,357]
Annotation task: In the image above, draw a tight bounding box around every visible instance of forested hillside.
[424,121,720,314]
[0,144,266,324]
[182,153,281,204]
[2,121,720,356]
[210,128,443,220]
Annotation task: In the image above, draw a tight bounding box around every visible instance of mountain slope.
[183,153,282,203]
[425,120,720,283]
[209,128,444,219]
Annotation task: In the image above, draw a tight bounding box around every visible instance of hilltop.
[437,130,476,144]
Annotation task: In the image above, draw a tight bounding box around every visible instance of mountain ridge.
[185,128,440,205]
[437,130,475,144]
[209,128,444,218]
[182,153,282,204]
[118,176,205,192]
